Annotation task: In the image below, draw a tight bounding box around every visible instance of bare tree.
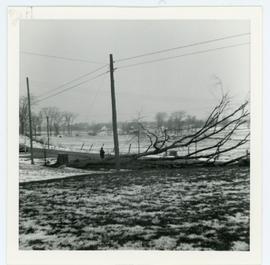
[63,112,77,136]
[52,111,63,136]
[41,107,53,136]
[41,107,63,136]
[19,96,28,135]
[155,112,167,129]
[19,95,36,135]
[32,112,43,138]
[131,94,249,165]
[167,111,186,135]
[184,115,198,132]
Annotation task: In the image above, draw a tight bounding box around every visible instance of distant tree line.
[155,111,205,134]
[81,111,205,136]
[19,95,229,138]
[19,95,77,137]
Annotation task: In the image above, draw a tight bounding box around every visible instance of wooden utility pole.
[137,125,140,154]
[26,77,34,164]
[136,112,142,154]
[46,116,50,150]
[109,54,120,170]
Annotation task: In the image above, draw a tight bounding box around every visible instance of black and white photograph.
[18,17,252,251]
[5,5,263,260]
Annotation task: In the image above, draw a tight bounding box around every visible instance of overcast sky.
[20,19,250,123]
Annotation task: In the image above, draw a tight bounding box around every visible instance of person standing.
[100,146,105,159]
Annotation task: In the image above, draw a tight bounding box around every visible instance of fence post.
[81,142,85,150]
[89,144,93,152]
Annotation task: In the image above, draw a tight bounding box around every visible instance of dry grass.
[19,166,249,250]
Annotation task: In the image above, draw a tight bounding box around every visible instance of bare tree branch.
[131,95,249,165]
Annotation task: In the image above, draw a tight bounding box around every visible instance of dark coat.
[100,147,105,159]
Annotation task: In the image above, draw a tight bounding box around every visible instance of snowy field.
[19,167,250,250]
[20,127,249,161]
[19,154,98,183]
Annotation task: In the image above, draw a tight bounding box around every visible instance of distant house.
[129,126,138,135]
[98,126,111,136]
[117,128,123,135]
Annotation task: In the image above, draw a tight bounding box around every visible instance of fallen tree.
[34,94,250,170]
[126,94,250,166]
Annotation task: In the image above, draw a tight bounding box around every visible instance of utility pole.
[137,125,140,154]
[136,112,142,154]
[109,54,120,170]
[46,116,50,150]
[26,77,34,164]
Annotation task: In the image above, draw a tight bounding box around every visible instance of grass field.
[19,166,250,250]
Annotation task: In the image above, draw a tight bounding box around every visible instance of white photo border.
[7,6,262,265]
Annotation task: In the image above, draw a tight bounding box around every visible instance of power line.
[36,64,109,98]
[116,42,250,70]
[116,32,250,62]
[35,71,109,103]
[21,51,106,64]
[87,73,107,113]
[68,74,108,123]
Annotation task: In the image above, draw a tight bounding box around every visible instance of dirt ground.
[19,166,249,250]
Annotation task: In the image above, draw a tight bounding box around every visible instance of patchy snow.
[19,155,99,183]
[19,135,98,154]
[152,236,178,250]
[231,241,249,251]
[176,243,196,250]
[20,167,250,250]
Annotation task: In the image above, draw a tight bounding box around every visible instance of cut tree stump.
[46,153,69,168]
[55,154,69,166]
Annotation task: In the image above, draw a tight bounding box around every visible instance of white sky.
[20,19,250,123]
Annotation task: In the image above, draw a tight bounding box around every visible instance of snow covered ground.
[19,154,99,183]
[20,129,250,160]
[19,167,250,250]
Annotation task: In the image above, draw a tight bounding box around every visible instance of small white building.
[98,126,111,136]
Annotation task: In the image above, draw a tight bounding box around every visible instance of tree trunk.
[19,121,25,135]
[68,123,71,136]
